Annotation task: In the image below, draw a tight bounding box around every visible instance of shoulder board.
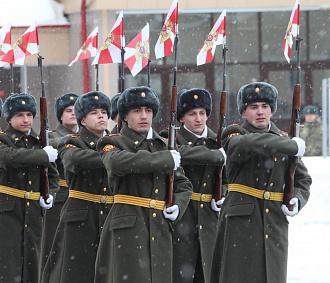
[65,143,77,148]
[279,131,288,137]
[106,133,120,137]
[102,144,117,152]
[67,134,80,138]
[228,132,241,138]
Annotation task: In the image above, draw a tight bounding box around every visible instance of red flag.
[282,0,300,63]
[0,24,39,66]
[69,27,98,67]
[124,24,150,77]
[92,11,125,65]
[196,10,226,66]
[0,24,11,56]
[154,0,178,59]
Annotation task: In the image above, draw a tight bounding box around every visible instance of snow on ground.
[287,156,330,283]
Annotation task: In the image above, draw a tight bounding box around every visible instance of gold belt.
[0,185,40,200]
[58,179,68,187]
[190,192,213,202]
[69,190,114,204]
[228,184,283,202]
[114,194,165,211]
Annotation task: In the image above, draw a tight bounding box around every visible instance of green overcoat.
[172,126,226,283]
[300,118,322,156]
[95,125,193,283]
[41,127,111,283]
[210,121,312,283]
[0,125,59,283]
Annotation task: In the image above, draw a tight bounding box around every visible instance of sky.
[0,0,68,27]
[287,156,330,283]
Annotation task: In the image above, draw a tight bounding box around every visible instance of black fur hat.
[0,97,3,117]
[110,93,121,120]
[74,91,111,126]
[237,82,278,115]
[3,93,37,122]
[177,88,212,121]
[302,105,319,116]
[55,93,79,123]
[118,86,160,121]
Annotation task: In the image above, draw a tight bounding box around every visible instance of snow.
[0,0,68,27]
[288,156,330,283]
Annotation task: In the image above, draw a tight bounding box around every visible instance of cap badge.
[70,96,74,100]
[22,100,26,105]
[141,92,146,97]
[255,87,260,93]
[94,95,99,100]
[194,94,199,100]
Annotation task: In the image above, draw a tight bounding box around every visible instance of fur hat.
[110,93,121,120]
[74,91,111,126]
[118,86,160,121]
[3,93,37,122]
[237,82,278,115]
[302,105,319,116]
[0,97,3,117]
[177,88,212,121]
[55,93,79,123]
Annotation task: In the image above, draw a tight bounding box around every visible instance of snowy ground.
[287,156,330,283]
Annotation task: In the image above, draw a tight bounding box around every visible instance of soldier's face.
[125,107,153,137]
[81,108,108,137]
[9,111,33,133]
[61,106,77,127]
[242,102,272,130]
[304,113,317,123]
[180,107,207,135]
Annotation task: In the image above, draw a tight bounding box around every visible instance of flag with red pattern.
[0,24,11,56]
[0,24,39,66]
[124,23,150,77]
[92,11,125,65]
[196,10,226,66]
[282,0,300,63]
[154,0,178,59]
[69,26,98,66]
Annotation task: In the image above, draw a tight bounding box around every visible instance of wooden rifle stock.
[167,85,178,208]
[38,54,50,202]
[214,91,227,201]
[283,84,301,211]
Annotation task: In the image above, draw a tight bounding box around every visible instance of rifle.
[283,36,302,211]
[214,45,227,202]
[167,34,179,208]
[38,54,50,202]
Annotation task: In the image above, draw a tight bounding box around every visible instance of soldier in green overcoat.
[95,86,193,283]
[210,82,312,283]
[0,93,59,283]
[172,88,227,283]
[41,91,113,283]
[39,92,79,274]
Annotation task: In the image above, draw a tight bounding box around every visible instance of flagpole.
[147,59,151,87]
[10,63,14,93]
[120,47,125,92]
[95,64,99,91]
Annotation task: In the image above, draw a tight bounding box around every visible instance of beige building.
[1,0,329,132]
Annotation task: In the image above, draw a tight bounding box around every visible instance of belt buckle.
[200,194,206,201]
[100,195,107,203]
[24,192,31,199]
[149,199,157,208]
[263,191,271,200]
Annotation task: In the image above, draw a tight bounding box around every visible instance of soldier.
[173,88,227,283]
[109,92,121,134]
[300,104,322,156]
[39,93,79,274]
[41,91,113,283]
[95,86,193,283]
[210,82,312,283]
[0,93,58,283]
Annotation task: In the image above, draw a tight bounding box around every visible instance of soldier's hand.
[281,197,299,217]
[219,147,227,165]
[43,145,58,162]
[211,197,225,212]
[163,204,179,221]
[170,150,181,170]
[39,195,54,210]
[292,137,305,157]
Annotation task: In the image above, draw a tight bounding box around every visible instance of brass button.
[27,202,30,206]
[149,199,156,208]
[203,183,206,187]
[265,234,269,239]
[263,191,270,200]
[100,211,104,215]
[203,141,206,145]
[200,204,204,208]
[134,141,139,145]
[103,187,107,192]
[152,212,156,218]
[28,181,32,185]
[151,236,155,241]
[199,225,203,229]
[25,192,31,199]
[100,196,107,203]
[150,142,153,146]
[25,224,28,228]
[269,183,273,187]
[274,157,277,161]
[155,188,159,194]
[265,208,269,213]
